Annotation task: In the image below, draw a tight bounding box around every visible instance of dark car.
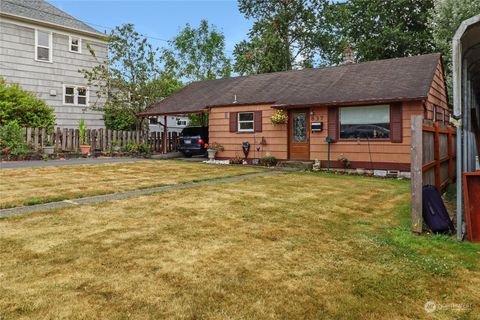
[177,126,209,157]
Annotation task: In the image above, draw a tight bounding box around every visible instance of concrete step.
[277,161,313,170]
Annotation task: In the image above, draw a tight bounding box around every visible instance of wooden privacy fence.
[24,127,178,153]
[410,115,457,233]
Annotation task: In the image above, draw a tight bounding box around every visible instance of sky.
[50,0,254,57]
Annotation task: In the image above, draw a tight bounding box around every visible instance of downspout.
[452,29,463,241]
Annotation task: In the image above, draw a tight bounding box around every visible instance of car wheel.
[183,153,193,158]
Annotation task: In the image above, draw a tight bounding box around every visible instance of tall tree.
[430,0,480,100]
[165,20,231,82]
[329,0,435,62]
[82,24,180,130]
[234,0,329,75]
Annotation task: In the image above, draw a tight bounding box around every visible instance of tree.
[430,0,480,100]
[234,0,330,75]
[82,24,179,130]
[332,0,435,63]
[165,20,231,82]
[0,79,55,129]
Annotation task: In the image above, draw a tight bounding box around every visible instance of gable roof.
[140,53,442,116]
[0,0,102,36]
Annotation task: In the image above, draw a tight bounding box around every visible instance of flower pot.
[43,146,55,155]
[207,149,217,160]
[80,144,91,154]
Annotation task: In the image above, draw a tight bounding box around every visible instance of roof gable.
[0,0,101,35]
[141,53,442,116]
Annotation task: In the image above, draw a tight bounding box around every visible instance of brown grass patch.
[0,160,262,208]
[0,172,479,319]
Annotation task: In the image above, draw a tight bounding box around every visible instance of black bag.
[422,185,455,233]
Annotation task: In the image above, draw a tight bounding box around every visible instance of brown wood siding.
[309,101,423,166]
[425,60,450,122]
[209,104,287,159]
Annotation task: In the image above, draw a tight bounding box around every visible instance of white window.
[69,36,81,53]
[177,119,187,126]
[63,85,89,106]
[238,112,254,132]
[35,29,52,62]
[339,105,390,139]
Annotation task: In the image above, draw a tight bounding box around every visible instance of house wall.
[0,18,107,129]
[310,101,423,170]
[208,104,288,160]
[424,60,450,121]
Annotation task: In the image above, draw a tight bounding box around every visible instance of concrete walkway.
[0,157,147,169]
[0,171,284,219]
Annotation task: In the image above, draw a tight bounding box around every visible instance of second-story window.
[35,29,52,62]
[69,36,81,53]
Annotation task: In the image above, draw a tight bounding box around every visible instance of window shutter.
[328,107,339,141]
[254,111,262,132]
[229,112,238,132]
[390,103,402,143]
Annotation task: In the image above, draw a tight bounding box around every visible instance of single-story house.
[140,53,449,172]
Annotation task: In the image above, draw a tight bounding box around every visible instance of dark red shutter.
[390,103,402,143]
[229,112,238,132]
[254,111,262,132]
[328,107,339,141]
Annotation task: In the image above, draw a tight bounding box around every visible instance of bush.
[122,143,151,154]
[103,104,137,131]
[0,80,55,129]
[259,154,277,167]
[0,121,28,155]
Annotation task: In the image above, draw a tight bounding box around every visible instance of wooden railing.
[410,115,456,234]
[24,127,178,153]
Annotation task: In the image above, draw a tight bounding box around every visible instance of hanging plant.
[270,109,288,125]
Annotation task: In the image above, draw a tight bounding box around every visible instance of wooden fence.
[24,127,178,153]
[410,115,457,233]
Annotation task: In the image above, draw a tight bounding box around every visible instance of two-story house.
[0,0,107,129]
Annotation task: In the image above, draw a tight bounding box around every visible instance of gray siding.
[0,19,107,129]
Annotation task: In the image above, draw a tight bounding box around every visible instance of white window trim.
[34,29,53,63]
[63,84,89,106]
[68,36,82,53]
[238,112,255,132]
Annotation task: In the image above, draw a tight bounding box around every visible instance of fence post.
[33,128,39,150]
[26,128,32,145]
[433,122,441,190]
[411,115,423,234]
[448,127,454,183]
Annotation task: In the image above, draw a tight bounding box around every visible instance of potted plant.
[43,139,55,155]
[270,109,288,125]
[337,156,351,171]
[79,119,91,154]
[205,142,224,160]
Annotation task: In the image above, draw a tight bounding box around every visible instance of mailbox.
[311,122,323,132]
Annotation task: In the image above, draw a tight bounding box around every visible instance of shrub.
[0,121,28,155]
[123,143,151,154]
[0,80,55,129]
[337,156,351,169]
[229,155,244,164]
[259,154,277,167]
[103,104,137,131]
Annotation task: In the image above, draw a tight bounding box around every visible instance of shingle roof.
[0,0,102,35]
[140,53,442,116]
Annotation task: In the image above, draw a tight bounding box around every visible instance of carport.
[138,98,208,153]
[452,14,480,240]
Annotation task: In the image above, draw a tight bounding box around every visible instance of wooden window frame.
[35,29,53,63]
[238,112,255,132]
[63,84,89,106]
[69,36,82,53]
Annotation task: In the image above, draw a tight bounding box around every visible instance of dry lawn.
[0,160,263,208]
[0,172,479,319]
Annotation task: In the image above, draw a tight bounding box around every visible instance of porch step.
[277,161,313,171]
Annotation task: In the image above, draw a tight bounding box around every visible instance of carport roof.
[139,53,441,116]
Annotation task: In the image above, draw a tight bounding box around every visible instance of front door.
[288,109,310,160]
